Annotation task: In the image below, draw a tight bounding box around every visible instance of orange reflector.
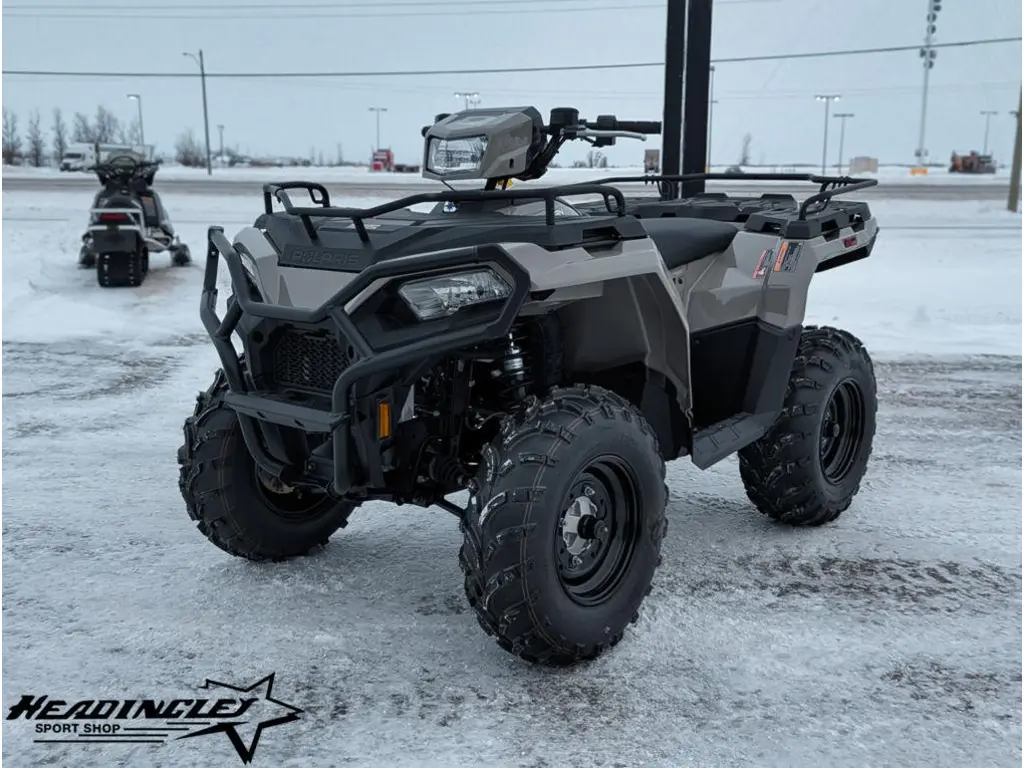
[377,401,392,439]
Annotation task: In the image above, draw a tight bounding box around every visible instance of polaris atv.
[79,154,192,286]
[178,105,880,666]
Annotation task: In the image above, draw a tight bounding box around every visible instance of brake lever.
[575,128,647,141]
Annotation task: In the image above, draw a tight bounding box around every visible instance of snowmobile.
[79,154,192,287]
[178,105,881,666]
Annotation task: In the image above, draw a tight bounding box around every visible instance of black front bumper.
[201,226,530,497]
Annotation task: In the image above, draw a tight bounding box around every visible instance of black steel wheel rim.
[555,455,643,607]
[819,378,867,484]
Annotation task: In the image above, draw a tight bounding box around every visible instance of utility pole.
[126,93,144,149]
[1008,89,1022,213]
[815,94,841,176]
[454,91,480,111]
[368,107,387,151]
[915,0,941,169]
[183,50,212,175]
[707,65,718,171]
[834,112,854,174]
[217,124,224,159]
[980,110,999,155]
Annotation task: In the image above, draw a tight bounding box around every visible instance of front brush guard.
[201,226,531,497]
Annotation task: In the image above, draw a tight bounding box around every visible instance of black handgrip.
[614,120,662,135]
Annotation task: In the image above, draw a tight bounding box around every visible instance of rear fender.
[671,216,879,331]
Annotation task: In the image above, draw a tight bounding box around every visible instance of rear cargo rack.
[573,172,878,219]
[261,181,631,243]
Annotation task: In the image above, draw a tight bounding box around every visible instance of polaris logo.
[279,245,370,271]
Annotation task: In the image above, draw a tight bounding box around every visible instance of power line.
[0,0,770,20]
[3,0,774,8]
[3,37,1020,80]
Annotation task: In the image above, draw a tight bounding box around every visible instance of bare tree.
[738,133,752,166]
[2,109,22,165]
[52,108,68,163]
[174,129,204,167]
[93,105,120,143]
[26,109,45,167]
[72,112,94,143]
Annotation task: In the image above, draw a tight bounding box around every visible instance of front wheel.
[460,385,668,665]
[738,326,877,526]
[177,369,356,561]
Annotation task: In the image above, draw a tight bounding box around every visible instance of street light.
[182,50,212,175]
[368,107,387,151]
[980,110,999,154]
[915,0,941,167]
[454,91,481,110]
[707,65,718,171]
[814,94,841,176]
[834,112,854,174]
[126,93,145,150]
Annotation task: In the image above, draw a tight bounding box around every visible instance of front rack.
[261,181,630,242]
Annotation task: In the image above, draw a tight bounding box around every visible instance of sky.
[1,0,1021,168]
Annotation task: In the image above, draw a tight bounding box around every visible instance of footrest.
[223,392,337,432]
[691,412,774,469]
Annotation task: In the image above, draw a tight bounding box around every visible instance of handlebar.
[610,120,661,135]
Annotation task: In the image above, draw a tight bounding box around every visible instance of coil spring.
[496,323,534,402]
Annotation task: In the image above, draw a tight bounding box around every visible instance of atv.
[178,105,880,666]
[79,154,192,286]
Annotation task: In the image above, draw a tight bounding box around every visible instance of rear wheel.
[460,385,668,665]
[738,326,877,526]
[177,369,356,561]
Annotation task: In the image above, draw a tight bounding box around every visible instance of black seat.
[640,217,739,270]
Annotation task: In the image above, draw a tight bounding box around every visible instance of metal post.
[916,0,940,168]
[217,124,224,158]
[834,112,854,174]
[368,107,387,150]
[1008,89,1022,212]
[980,110,998,154]
[660,0,688,200]
[126,93,144,148]
[183,50,213,175]
[815,94,840,176]
[681,0,713,197]
[707,65,717,172]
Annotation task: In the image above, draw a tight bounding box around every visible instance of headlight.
[426,135,488,176]
[237,248,266,301]
[398,269,511,321]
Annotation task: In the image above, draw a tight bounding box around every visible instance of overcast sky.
[2,0,1021,167]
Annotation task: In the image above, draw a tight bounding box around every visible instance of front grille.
[272,329,348,393]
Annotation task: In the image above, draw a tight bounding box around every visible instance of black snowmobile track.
[96,251,148,288]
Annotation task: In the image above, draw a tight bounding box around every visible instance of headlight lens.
[237,248,266,301]
[426,135,488,176]
[398,269,511,321]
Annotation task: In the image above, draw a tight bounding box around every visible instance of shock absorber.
[494,323,534,402]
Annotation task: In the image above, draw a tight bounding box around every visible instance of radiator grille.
[272,329,348,392]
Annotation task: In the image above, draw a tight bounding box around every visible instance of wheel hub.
[560,490,608,560]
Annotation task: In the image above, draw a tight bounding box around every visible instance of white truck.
[59,143,154,171]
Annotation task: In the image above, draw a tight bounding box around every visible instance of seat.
[641,217,740,270]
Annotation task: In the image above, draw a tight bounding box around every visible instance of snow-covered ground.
[2,189,1021,767]
[2,162,1014,186]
